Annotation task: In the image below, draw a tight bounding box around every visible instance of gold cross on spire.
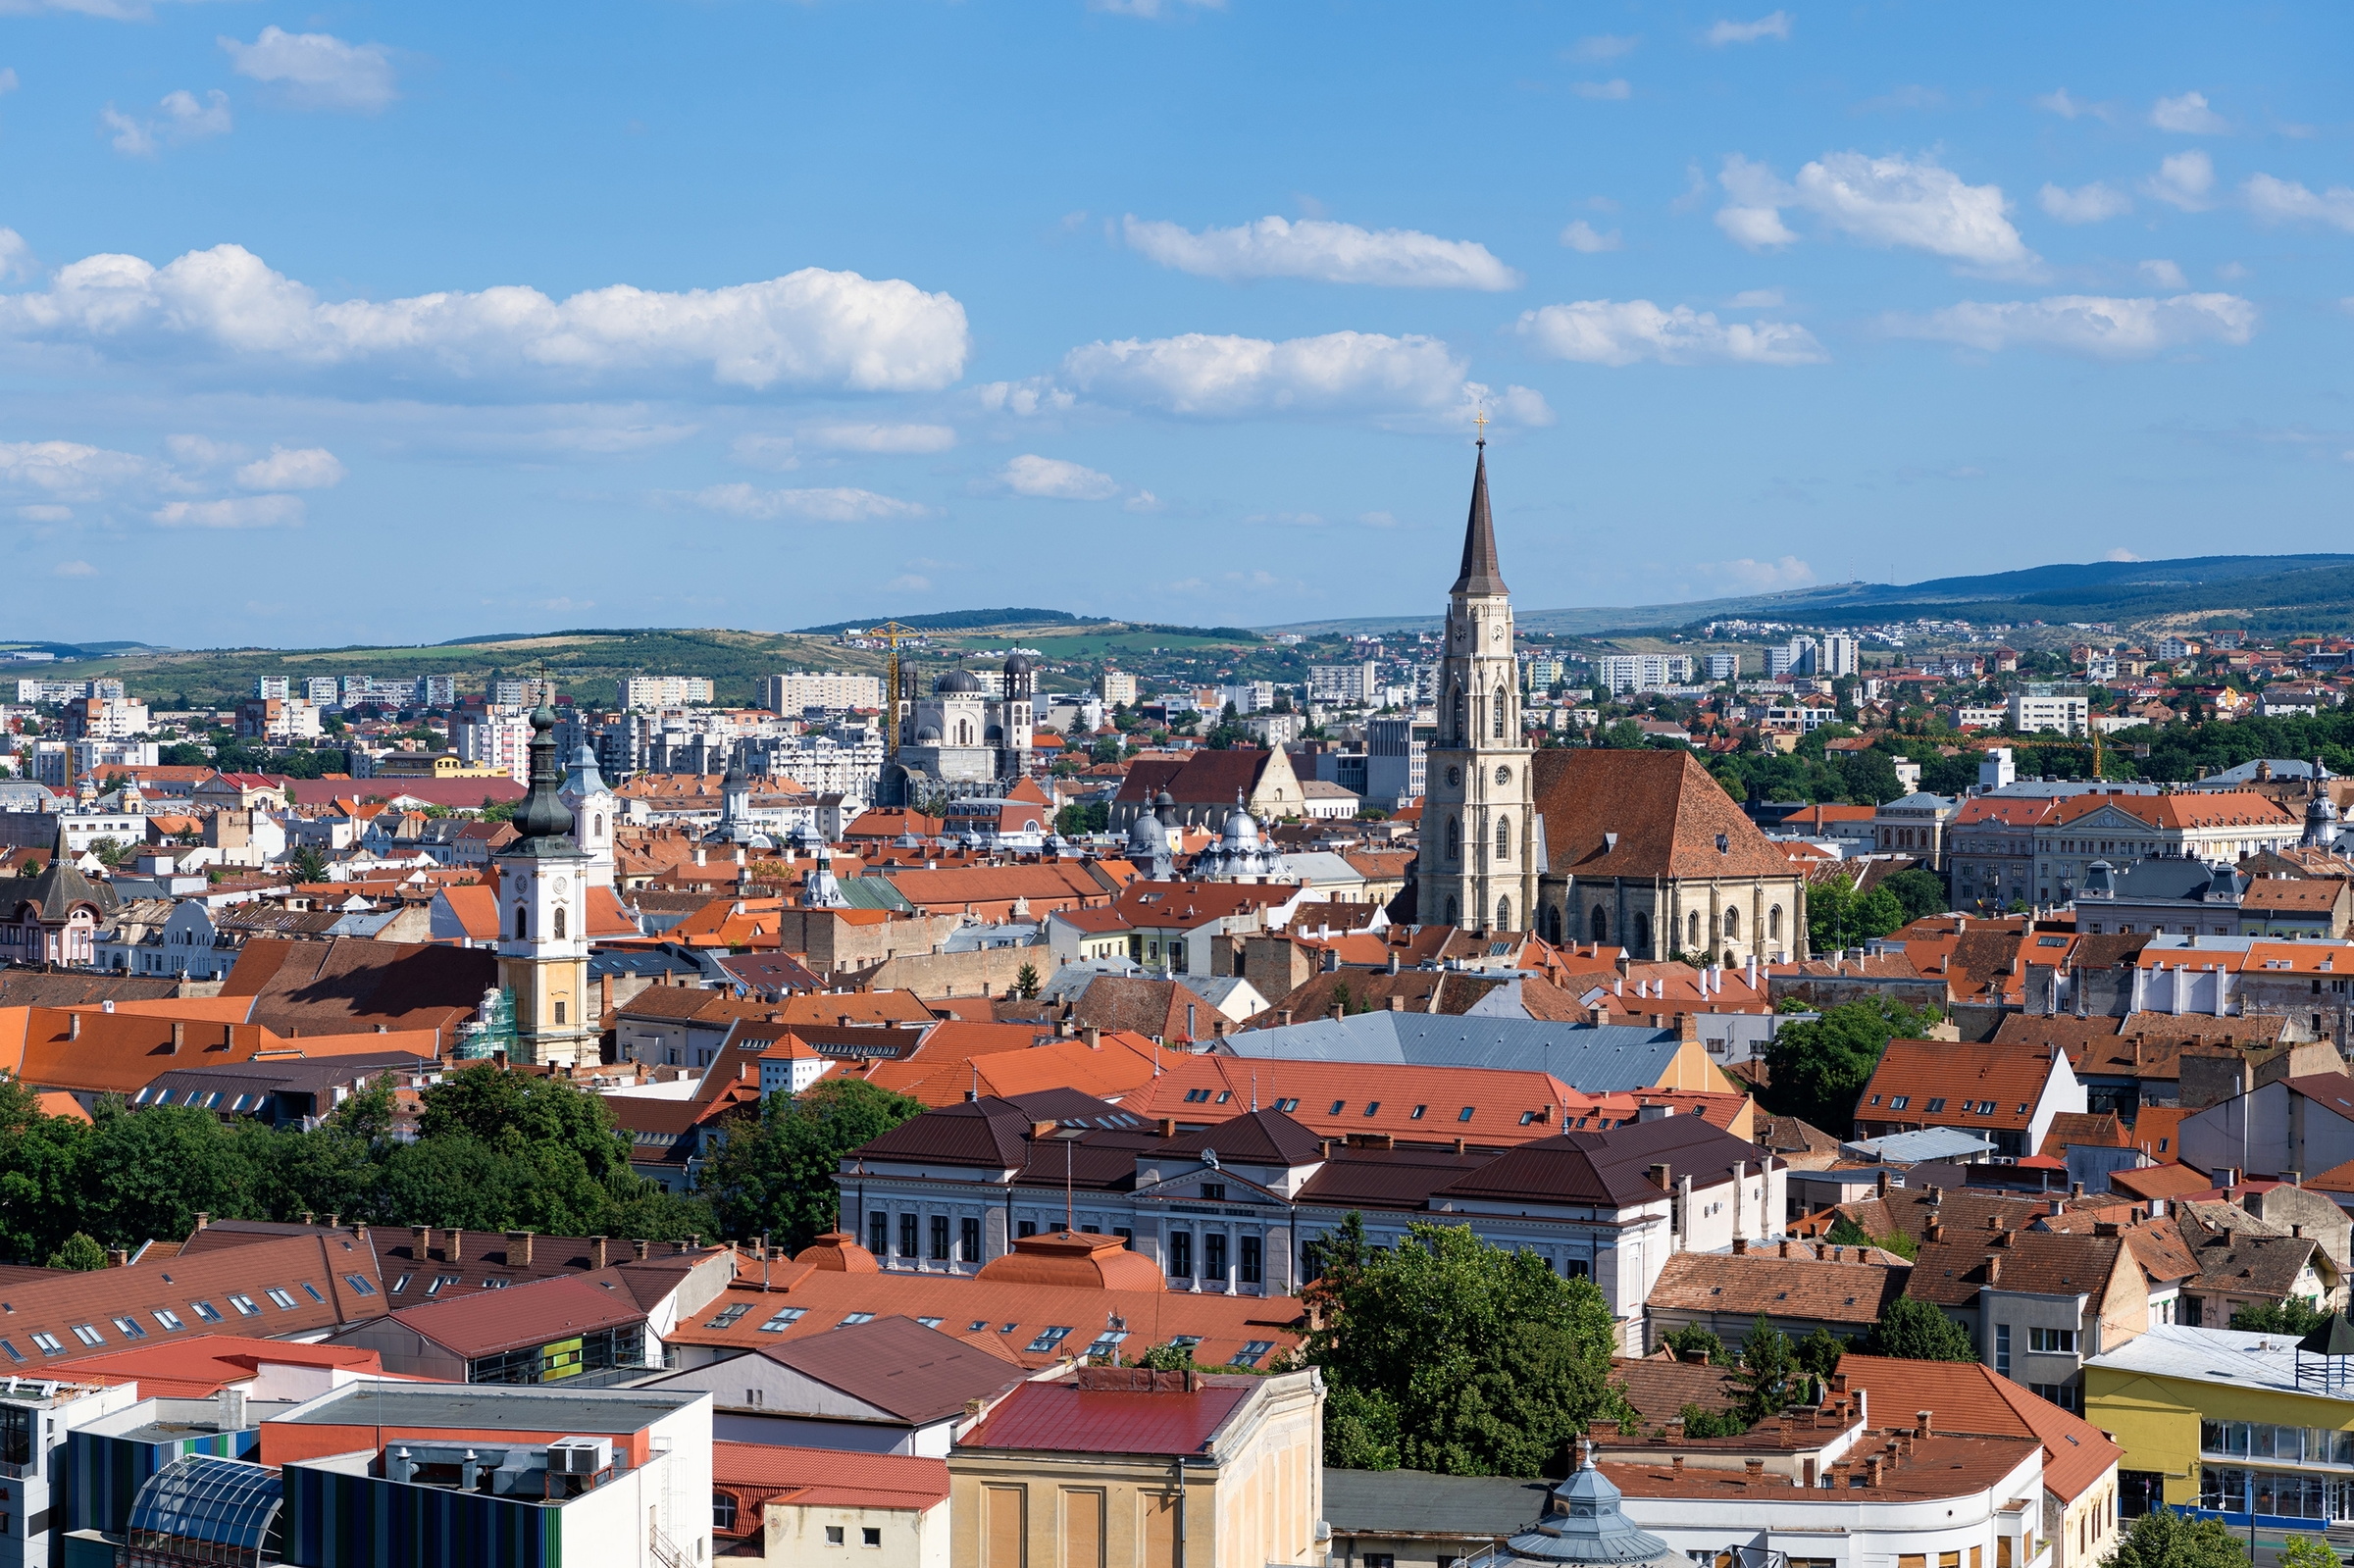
[1473,409,1489,444]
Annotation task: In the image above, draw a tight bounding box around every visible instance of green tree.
[1794,1326,1848,1382]
[1808,877,1906,951]
[1305,1212,1634,1476]
[1868,1293,1976,1361]
[86,836,128,869]
[0,1077,94,1260]
[1013,963,1042,1000]
[2105,1505,2250,1568]
[82,1100,263,1243]
[699,1077,926,1249]
[1880,868,1950,926]
[1661,1323,1732,1366]
[1824,1215,1872,1248]
[1761,997,1941,1135]
[289,845,330,884]
[1596,718,1647,750]
[45,1231,107,1270]
[1676,1403,1749,1438]
[2230,1296,2330,1335]
[2277,1537,2336,1568]
[1135,1340,1196,1371]
[1729,1315,1799,1423]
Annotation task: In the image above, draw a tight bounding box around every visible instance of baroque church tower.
[492,697,593,1067]
[1417,433,1540,933]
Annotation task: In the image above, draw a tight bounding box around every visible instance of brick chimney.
[1985,1253,2002,1284]
[1916,1410,1932,1438]
[447,1229,464,1261]
[1732,1237,1749,1255]
[591,1237,609,1269]
[506,1231,533,1266]
[411,1224,432,1260]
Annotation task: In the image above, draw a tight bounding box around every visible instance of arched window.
[1768,905,1783,939]
[553,905,568,939]
[1452,686,1465,743]
[1543,902,1561,942]
[1688,911,1701,947]
[1496,896,1511,931]
[1444,896,1459,925]
[1590,906,1609,943]
[1723,906,1740,937]
[513,904,528,940]
[1492,687,1508,739]
[593,814,604,838]
[1495,817,1510,860]
[1446,816,1461,861]
[1634,912,1651,953]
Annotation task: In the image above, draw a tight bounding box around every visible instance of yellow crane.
[867,622,922,762]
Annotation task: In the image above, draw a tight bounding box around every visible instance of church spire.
[1451,432,1507,596]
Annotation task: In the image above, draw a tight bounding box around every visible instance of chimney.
[69,1014,79,1041]
[2223,1226,2235,1248]
[1865,1456,1885,1488]
[1732,1237,1748,1255]
[506,1231,534,1266]
[194,1212,209,1231]
[1671,1455,1686,1477]
[1916,1410,1932,1439]
[1926,1215,1944,1243]
[412,1224,431,1260]
[106,1247,128,1268]
[1665,1418,1686,1442]
[1985,1254,2002,1284]
[634,1239,651,1260]
[1084,1026,1101,1049]
[171,1020,183,1053]
[1875,1170,1890,1197]
[1648,1162,1672,1191]
[1778,1239,1793,1258]
[1330,1004,1345,1023]
[591,1237,609,1269]
[1389,995,1406,1012]
[1278,1009,1294,1027]
[1744,1458,1766,1482]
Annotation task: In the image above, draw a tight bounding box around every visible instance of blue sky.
[0,1,2349,647]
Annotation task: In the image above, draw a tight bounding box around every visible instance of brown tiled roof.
[0,972,185,1008]
[1602,1432,2039,1499]
[2173,1201,2326,1298]
[1835,1353,2123,1502]
[1904,1229,2125,1307]
[1612,1355,1738,1423]
[1112,749,1281,806]
[2119,1217,2201,1285]
[1991,1013,2124,1066]
[748,1314,1029,1422]
[2109,1162,2213,1202]
[2043,1111,2127,1150]
[1069,976,1221,1042]
[219,936,494,1039]
[1816,1188,2078,1246]
[375,1271,645,1359]
[1753,1115,1844,1160]
[1645,1247,1906,1327]
[1529,749,1798,880]
[1855,1038,2064,1138]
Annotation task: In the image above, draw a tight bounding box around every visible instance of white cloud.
[1000,454,1119,501]
[2038,180,2131,224]
[1716,151,2033,272]
[0,438,147,499]
[1120,214,1520,290]
[2151,91,2226,134]
[2102,547,2143,562]
[682,483,931,523]
[977,378,1075,418]
[1356,510,1400,529]
[0,243,970,395]
[0,70,17,94]
[18,504,71,522]
[2144,150,2215,211]
[730,434,798,470]
[1125,490,1163,514]
[1888,292,2257,358]
[1706,11,1791,45]
[221,26,395,112]
[1059,329,1551,428]
[2218,261,2249,280]
[165,433,243,468]
[1570,79,1631,101]
[0,229,27,282]
[234,444,344,489]
[1696,556,1815,589]
[2035,88,2114,123]
[2244,173,2354,232]
[52,559,94,577]
[1560,221,1621,253]
[2138,259,2188,289]
[1567,34,1638,61]
[805,422,956,453]
[1727,288,1785,308]
[1515,300,1827,366]
[153,494,305,529]
[102,88,230,156]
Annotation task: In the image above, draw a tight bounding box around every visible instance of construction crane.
[867,622,922,762]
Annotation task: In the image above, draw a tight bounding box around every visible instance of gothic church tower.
[1416,435,1539,933]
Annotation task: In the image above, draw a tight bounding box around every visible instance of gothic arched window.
[1452,685,1466,744]
[553,906,568,939]
[1769,905,1784,939]
[1724,906,1740,938]
[1591,906,1609,943]
[1492,687,1508,739]
[1496,896,1511,931]
[1445,896,1459,925]
[1495,817,1510,860]
[1634,912,1651,953]
[1445,816,1461,861]
[513,904,528,940]
[1688,911,1701,947]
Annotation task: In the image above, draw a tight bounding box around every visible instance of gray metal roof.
[1841,1127,1997,1164]
[1323,1467,1550,1539]
[1221,1014,1684,1090]
[281,1380,699,1434]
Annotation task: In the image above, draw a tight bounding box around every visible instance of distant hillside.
[1263,553,2354,638]
[794,608,1112,634]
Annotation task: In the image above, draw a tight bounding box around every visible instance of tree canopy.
[2104,1504,2249,1568]
[1867,1293,1976,1361]
[1760,997,1941,1135]
[1305,1213,1634,1477]
[699,1077,926,1251]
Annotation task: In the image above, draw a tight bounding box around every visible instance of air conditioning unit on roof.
[547,1437,613,1476]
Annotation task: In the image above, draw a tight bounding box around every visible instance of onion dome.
[936,668,985,695]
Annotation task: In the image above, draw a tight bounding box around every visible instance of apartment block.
[765,671,885,714]
[1595,653,1694,694]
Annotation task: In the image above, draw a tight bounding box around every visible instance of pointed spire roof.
[1451,438,1507,596]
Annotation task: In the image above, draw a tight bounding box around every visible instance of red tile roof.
[377,1272,645,1359]
[44,1334,386,1398]
[711,1441,948,1513]
[961,1374,1255,1455]
[1856,1037,2069,1140]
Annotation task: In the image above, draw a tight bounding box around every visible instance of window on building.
[1724,907,1740,937]
[153,1308,184,1332]
[2029,1327,2078,1354]
[1446,816,1460,862]
[1889,1095,1910,1110]
[705,1303,753,1330]
[1995,1323,2011,1376]
[1240,1235,1262,1285]
[714,1492,739,1532]
[29,1332,63,1355]
[961,1217,982,1262]
[111,1316,146,1340]
[1025,1325,1074,1352]
[837,1313,875,1326]
[1924,1097,1948,1113]
[265,1288,298,1310]
[2031,1382,2082,1413]
[827,1528,846,1546]
[899,1214,918,1258]
[758,1307,806,1332]
[228,1293,260,1316]
[1017,1220,1037,1239]
[864,1528,882,1547]
[1497,818,1510,860]
[1458,1105,1475,1122]
[513,904,528,940]
[71,1324,103,1346]
[1203,1182,1226,1201]
[1169,1231,1194,1279]
[931,1215,950,1261]
[1205,1233,1228,1280]
[869,1214,889,1257]
[1275,1097,1301,1112]
[1497,895,1511,930]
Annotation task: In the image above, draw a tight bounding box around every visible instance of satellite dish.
[1202,1148,1220,1171]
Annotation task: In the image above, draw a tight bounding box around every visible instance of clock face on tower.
[553,878,569,896]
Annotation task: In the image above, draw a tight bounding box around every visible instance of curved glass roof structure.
[128,1454,285,1565]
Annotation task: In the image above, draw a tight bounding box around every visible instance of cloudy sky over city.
[0,2,2347,646]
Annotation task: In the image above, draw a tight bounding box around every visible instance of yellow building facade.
[2085,1321,2354,1528]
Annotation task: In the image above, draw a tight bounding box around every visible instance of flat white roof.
[2083,1322,2322,1396]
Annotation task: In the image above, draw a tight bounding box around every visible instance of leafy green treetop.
[1868,1294,1976,1361]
